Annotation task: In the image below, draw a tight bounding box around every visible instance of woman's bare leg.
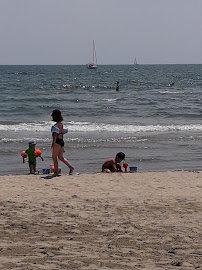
[58,147,74,175]
[52,144,61,176]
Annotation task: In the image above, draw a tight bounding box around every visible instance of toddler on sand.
[23,140,44,174]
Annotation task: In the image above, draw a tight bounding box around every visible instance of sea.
[0,64,202,175]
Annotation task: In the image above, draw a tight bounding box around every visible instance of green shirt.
[25,146,36,165]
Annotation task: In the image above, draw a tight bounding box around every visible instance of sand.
[0,171,201,270]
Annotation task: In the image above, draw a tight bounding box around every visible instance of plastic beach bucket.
[129,166,137,172]
[42,168,50,174]
[50,164,54,173]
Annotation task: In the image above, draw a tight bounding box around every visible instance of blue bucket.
[42,168,50,174]
[129,166,137,172]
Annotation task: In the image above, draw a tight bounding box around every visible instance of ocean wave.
[0,138,50,144]
[62,84,114,90]
[0,123,48,132]
[0,121,202,133]
[102,98,118,102]
[159,91,185,94]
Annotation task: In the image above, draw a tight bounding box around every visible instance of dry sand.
[0,171,201,270]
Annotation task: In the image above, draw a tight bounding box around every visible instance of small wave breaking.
[0,121,202,133]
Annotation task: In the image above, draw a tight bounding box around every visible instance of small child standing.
[23,140,44,174]
[102,152,125,173]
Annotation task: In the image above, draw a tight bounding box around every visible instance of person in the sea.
[23,140,44,174]
[102,152,125,173]
[51,109,74,176]
[116,81,119,91]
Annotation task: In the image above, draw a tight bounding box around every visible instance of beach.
[0,171,201,269]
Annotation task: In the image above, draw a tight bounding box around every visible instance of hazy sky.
[0,0,202,65]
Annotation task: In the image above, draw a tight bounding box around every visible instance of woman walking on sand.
[51,109,74,176]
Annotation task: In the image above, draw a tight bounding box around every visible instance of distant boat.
[87,40,97,69]
[134,58,138,70]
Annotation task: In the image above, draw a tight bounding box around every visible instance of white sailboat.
[134,57,138,70]
[87,40,97,69]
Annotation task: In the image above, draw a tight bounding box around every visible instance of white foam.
[0,123,48,132]
[159,91,185,94]
[102,98,117,102]
[0,122,202,133]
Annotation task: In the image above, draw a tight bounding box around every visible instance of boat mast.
[93,40,97,65]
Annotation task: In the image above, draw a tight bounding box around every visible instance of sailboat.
[134,57,138,70]
[87,40,97,69]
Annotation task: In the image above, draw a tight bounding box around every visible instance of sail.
[87,40,97,69]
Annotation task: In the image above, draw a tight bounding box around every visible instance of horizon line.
[0,63,202,66]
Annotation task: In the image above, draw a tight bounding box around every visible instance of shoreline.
[0,171,201,269]
[0,168,201,177]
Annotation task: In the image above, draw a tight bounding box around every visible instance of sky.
[0,0,202,65]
